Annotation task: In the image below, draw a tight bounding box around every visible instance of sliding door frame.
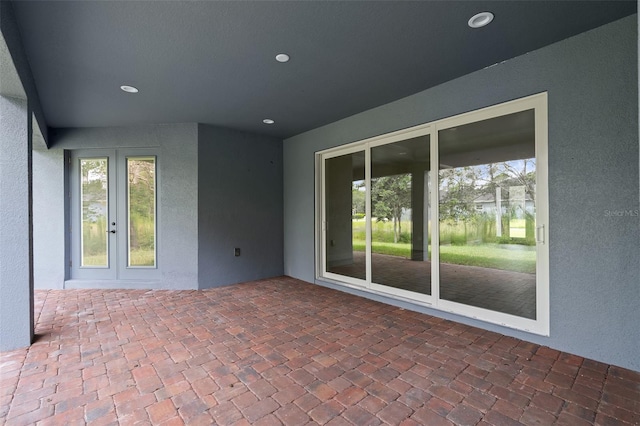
[316,93,549,336]
[320,144,369,289]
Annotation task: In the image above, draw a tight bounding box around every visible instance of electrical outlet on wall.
[234,248,241,257]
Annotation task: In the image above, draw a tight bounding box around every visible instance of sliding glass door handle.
[536,225,545,244]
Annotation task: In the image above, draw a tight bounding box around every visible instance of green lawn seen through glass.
[82,249,155,267]
[353,218,535,274]
[352,240,535,274]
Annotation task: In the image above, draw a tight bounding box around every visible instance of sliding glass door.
[370,135,432,299]
[317,93,548,335]
[323,149,366,283]
[438,110,537,319]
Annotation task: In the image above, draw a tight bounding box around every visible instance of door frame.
[69,148,161,281]
[315,93,549,335]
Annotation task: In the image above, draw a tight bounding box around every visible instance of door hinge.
[69,259,72,267]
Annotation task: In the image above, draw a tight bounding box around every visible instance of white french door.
[70,149,159,281]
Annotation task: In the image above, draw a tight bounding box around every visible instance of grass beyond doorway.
[81,249,155,267]
[352,241,535,274]
[353,218,535,274]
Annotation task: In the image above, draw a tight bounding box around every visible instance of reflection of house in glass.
[473,188,534,214]
[82,185,108,223]
[82,201,107,222]
[80,159,108,223]
[473,186,534,239]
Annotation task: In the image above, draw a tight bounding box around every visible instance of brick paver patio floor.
[1,277,638,425]
[330,253,536,319]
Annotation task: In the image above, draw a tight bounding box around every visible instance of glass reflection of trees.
[127,158,156,267]
[439,159,536,249]
[372,174,412,244]
[81,159,108,266]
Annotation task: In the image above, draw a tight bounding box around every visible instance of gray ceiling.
[10,0,636,139]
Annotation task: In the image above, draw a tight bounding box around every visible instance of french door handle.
[107,230,116,234]
[536,225,545,244]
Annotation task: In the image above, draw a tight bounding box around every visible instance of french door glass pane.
[371,135,431,294]
[127,157,156,267]
[438,110,536,319]
[325,151,366,280]
[80,158,108,267]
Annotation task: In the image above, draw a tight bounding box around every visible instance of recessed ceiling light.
[263,119,275,125]
[275,53,290,63]
[120,85,139,93]
[468,12,494,29]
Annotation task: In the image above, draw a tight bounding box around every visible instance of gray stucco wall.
[50,124,199,289]
[198,125,283,289]
[33,146,65,289]
[0,96,34,351]
[283,16,640,371]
